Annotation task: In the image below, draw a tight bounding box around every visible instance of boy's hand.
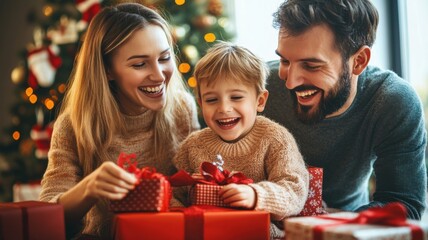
[218,183,256,209]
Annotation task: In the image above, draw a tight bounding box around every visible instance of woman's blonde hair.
[193,41,269,99]
[61,3,189,176]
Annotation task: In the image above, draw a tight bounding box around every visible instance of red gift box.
[110,178,171,212]
[170,161,253,208]
[298,166,324,216]
[0,201,65,240]
[113,206,270,240]
[110,153,171,212]
[189,184,228,207]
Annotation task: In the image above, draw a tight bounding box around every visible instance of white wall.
[228,0,283,62]
[229,0,391,68]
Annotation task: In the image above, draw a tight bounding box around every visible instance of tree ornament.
[11,65,26,84]
[27,44,62,88]
[183,45,199,64]
[19,138,35,157]
[172,25,188,42]
[30,108,53,159]
[47,15,78,45]
[75,0,103,31]
[208,0,223,16]
[193,15,216,29]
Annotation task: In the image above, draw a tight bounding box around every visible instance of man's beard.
[291,63,351,124]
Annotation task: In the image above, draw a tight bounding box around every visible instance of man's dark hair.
[273,0,379,60]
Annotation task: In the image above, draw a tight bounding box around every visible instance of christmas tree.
[0,0,234,202]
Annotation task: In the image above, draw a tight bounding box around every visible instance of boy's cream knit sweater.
[173,115,309,238]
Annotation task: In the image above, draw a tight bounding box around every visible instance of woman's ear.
[352,45,371,75]
[256,90,269,112]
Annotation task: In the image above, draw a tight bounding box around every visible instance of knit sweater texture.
[39,91,200,239]
[173,115,309,239]
[263,61,427,219]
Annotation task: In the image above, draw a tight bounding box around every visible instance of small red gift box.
[170,161,253,208]
[189,184,227,207]
[298,166,324,216]
[285,202,427,240]
[110,153,171,213]
[113,206,270,240]
[0,201,65,240]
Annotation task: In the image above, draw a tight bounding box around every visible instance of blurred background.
[0,0,427,220]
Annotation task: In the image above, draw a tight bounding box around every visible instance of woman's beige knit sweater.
[39,92,199,239]
[173,115,309,238]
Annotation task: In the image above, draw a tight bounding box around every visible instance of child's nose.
[218,101,232,113]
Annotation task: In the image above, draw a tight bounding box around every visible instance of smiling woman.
[38,3,200,239]
[107,25,174,115]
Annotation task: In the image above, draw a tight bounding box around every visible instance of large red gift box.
[110,153,171,212]
[298,166,324,216]
[0,201,65,240]
[113,207,270,240]
[285,202,427,240]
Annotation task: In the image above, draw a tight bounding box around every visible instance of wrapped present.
[285,202,427,240]
[13,181,42,202]
[189,184,226,207]
[298,166,325,216]
[110,153,171,212]
[113,206,270,240]
[170,159,253,207]
[0,201,65,240]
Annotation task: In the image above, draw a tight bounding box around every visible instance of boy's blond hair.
[193,41,270,99]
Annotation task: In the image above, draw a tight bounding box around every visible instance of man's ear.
[257,90,269,112]
[352,45,371,75]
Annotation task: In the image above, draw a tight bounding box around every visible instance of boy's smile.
[199,77,267,142]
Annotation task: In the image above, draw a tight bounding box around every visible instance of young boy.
[173,41,309,239]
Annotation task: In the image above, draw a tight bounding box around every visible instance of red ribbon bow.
[169,161,253,187]
[313,202,423,240]
[117,152,164,184]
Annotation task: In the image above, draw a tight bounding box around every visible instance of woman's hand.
[84,161,137,201]
[218,183,256,209]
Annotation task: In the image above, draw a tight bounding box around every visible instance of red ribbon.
[313,202,423,240]
[172,206,233,240]
[116,152,164,184]
[169,161,253,187]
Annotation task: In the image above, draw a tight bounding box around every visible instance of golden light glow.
[204,33,216,42]
[12,131,20,141]
[29,94,37,104]
[187,77,197,88]
[218,17,229,28]
[175,0,185,6]
[43,5,53,17]
[178,63,191,73]
[44,98,55,110]
[58,83,66,93]
[25,87,34,97]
